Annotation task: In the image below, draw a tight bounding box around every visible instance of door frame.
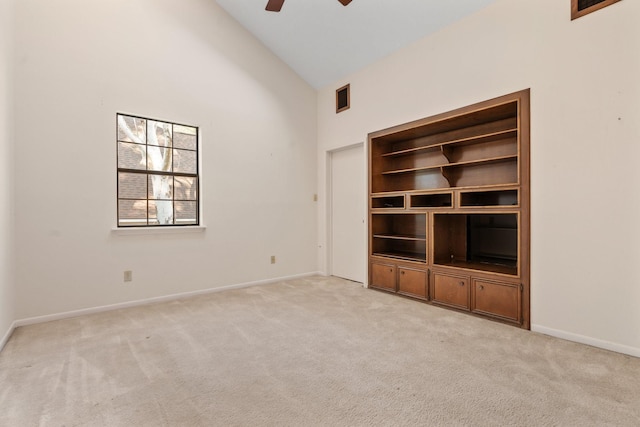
[326,142,368,285]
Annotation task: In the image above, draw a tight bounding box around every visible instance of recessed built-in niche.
[571,0,622,20]
[371,195,404,209]
[371,214,426,262]
[410,193,452,208]
[433,213,518,275]
[460,189,518,207]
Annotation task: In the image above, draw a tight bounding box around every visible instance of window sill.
[111,225,206,236]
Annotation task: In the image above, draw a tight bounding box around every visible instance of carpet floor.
[1,275,639,426]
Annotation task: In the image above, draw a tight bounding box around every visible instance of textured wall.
[316,0,640,355]
[0,0,15,348]
[12,0,318,319]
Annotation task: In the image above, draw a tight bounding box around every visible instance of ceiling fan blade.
[338,0,352,5]
[266,0,285,12]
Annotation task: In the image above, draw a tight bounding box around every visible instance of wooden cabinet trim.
[571,0,622,20]
[471,278,522,324]
[397,267,428,300]
[430,271,470,311]
[370,262,397,292]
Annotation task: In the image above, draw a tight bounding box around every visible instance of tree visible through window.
[117,114,199,226]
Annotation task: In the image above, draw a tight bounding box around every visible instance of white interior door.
[330,144,365,283]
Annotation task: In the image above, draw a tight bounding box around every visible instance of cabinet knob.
[401,271,405,275]
[479,285,484,291]
[389,268,393,273]
[459,281,465,287]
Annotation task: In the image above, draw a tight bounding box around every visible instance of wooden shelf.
[381,154,517,176]
[367,89,530,329]
[373,234,426,241]
[472,227,517,231]
[381,128,517,158]
[372,252,426,263]
[433,260,517,276]
[370,183,518,197]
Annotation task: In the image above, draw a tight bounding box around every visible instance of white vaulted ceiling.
[215,0,498,89]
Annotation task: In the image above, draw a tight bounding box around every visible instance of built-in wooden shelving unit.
[368,89,530,328]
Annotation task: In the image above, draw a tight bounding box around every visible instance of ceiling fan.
[266,0,352,12]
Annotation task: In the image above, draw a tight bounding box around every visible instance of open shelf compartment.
[410,192,452,208]
[433,213,518,275]
[371,195,405,209]
[373,101,518,156]
[372,213,427,262]
[460,189,518,207]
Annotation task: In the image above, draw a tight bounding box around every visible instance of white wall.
[317,0,640,355]
[0,0,15,345]
[13,0,318,319]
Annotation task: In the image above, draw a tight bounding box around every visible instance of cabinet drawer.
[398,268,427,299]
[371,263,396,291]
[431,272,470,310]
[472,279,521,323]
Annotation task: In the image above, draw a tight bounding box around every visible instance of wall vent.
[571,0,622,20]
[336,84,350,113]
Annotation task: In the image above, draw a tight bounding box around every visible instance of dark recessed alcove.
[571,0,622,20]
[336,84,350,113]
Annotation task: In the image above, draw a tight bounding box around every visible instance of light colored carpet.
[1,275,639,426]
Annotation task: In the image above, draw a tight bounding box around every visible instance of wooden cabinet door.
[430,272,470,310]
[370,262,396,292]
[398,267,427,299]
[472,279,521,323]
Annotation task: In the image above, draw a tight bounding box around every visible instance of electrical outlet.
[270,256,276,264]
[124,270,132,282]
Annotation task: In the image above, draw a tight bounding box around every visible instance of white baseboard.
[14,272,320,328]
[532,324,640,358]
[8,274,638,360]
[0,320,16,353]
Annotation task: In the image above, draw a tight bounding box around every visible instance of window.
[117,114,199,227]
[571,0,622,20]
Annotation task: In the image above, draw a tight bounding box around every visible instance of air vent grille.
[336,84,350,113]
[578,0,606,10]
[571,0,622,20]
